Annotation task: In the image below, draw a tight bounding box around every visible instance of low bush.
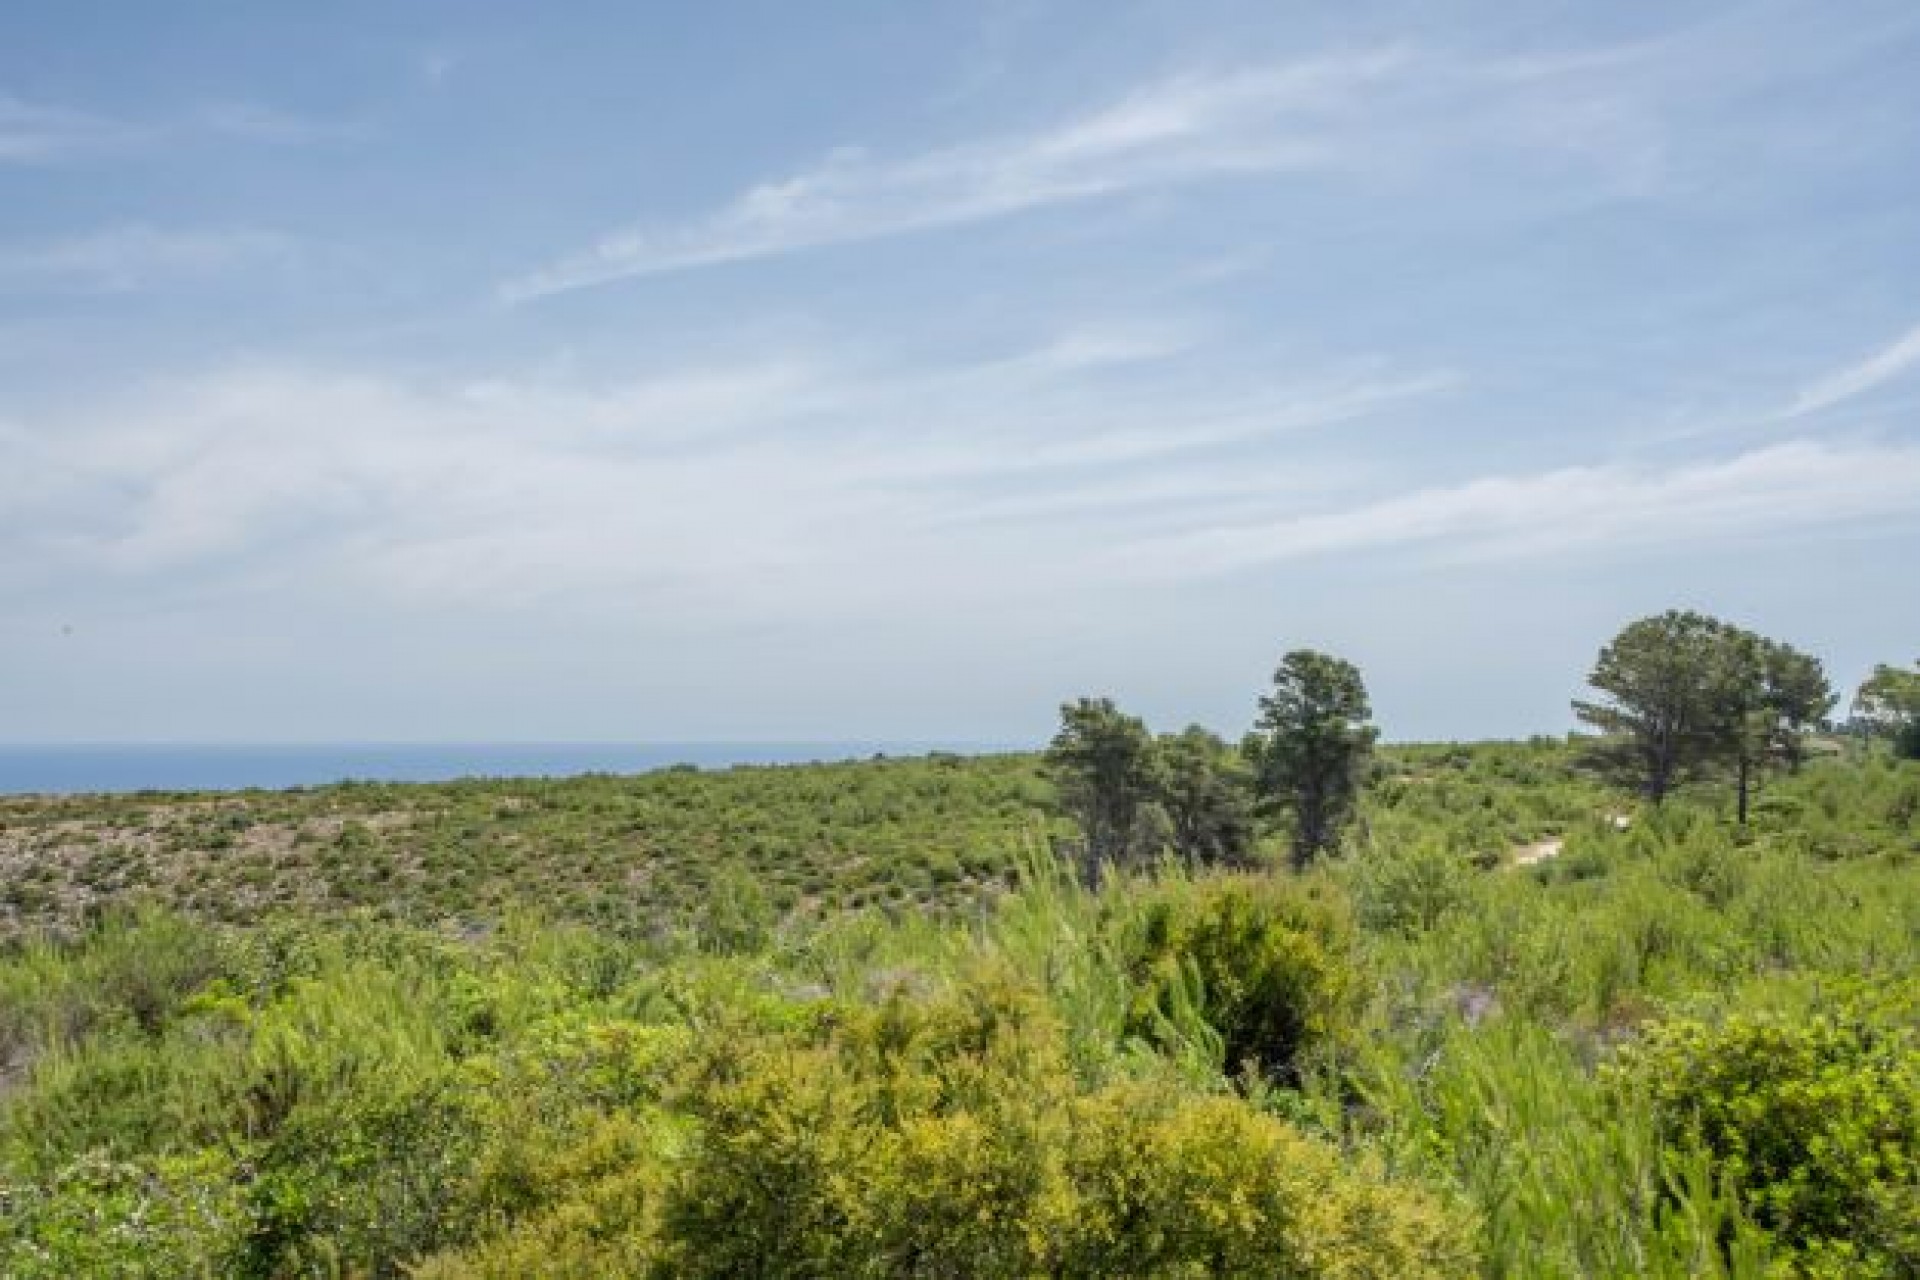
[1608,995,1920,1276]
[426,969,1471,1279]
[1122,874,1362,1082]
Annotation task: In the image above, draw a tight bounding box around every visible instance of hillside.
[0,741,1627,943]
[0,753,1050,941]
[2,742,1917,1276]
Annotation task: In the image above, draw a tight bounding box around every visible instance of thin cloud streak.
[0,342,1445,616]
[501,50,1417,299]
[501,33,1711,301]
[0,226,302,292]
[0,90,347,163]
[191,102,359,145]
[1124,441,1920,576]
[0,93,138,161]
[1782,322,1920,419]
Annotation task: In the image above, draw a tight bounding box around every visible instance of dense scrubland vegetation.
[1,623,1916,1277]
[0,754,1048,940]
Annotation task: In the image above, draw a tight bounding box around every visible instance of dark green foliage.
[1854,659,1920,740]
[1575,611,1833,816]
[1045,697,1162,877]
[1856,659,1920,763]
[1245,649,1377,867]
[1153,725,1255,869]
[1711,629,1834,822]
[1575,609,1734,802]
[1757,640,1835,773]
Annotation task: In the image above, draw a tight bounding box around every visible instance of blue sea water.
[0,742,1000,797]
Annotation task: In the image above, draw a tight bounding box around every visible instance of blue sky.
[2,0,1917,744]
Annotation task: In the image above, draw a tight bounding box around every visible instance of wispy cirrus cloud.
[0,93,139,161]
[1124,440,1920,576]
[0,89,347,163]
[190,102,357,145]
[501,50,1421,299]
[0,225,302,292]
[0,333,1443,616]
[1781,322,1920,419]
[501,37,1701,301]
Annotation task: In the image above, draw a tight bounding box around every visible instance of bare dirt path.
[1511,836,1564,867]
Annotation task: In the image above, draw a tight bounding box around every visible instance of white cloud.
[1124,440,1920,575]
[1782,322,1920,418]
[0,341,1445,617]
[0,226,301,291]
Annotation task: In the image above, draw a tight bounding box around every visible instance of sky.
[2,0,1917,745]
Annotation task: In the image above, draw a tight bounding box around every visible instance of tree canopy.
[1574,610,1833,817]
[1045,698,1160,878]
[1045,703,1255,878]
[1244,650,1377,869]
[1154,725,1255,870]
[1854,659,1920,759]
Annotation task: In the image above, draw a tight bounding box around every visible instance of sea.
[0,742,1003,797]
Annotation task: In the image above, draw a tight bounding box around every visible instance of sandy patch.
[1511,836,1564,867]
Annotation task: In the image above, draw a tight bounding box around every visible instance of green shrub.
[1123,874,1362,1081]
[235,1082,481,1278]
[1608,1001,1920,1275]
[0,1149,243,1279]
[1347,837,1471,935]
[695,862,776,955]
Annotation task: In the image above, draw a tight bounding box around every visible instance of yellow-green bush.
[1058,1082,1476,1278]
[414,1111,671,1280]
[1607,997,1920,1276]
[425,969,1471,1279]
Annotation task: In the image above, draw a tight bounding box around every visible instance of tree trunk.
[1736,752,1750,826]
[1646,730,1674,804]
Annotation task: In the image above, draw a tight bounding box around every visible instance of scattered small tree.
[1153,726,1255,869]
[1575,610,1732,804]
[1758,640,1836,774]
[1576,611,1833,821]
[1706,627,1773,825]
[1045,698,1162,879]
[1853,660,1920,759]
[1244,651,1377,870]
